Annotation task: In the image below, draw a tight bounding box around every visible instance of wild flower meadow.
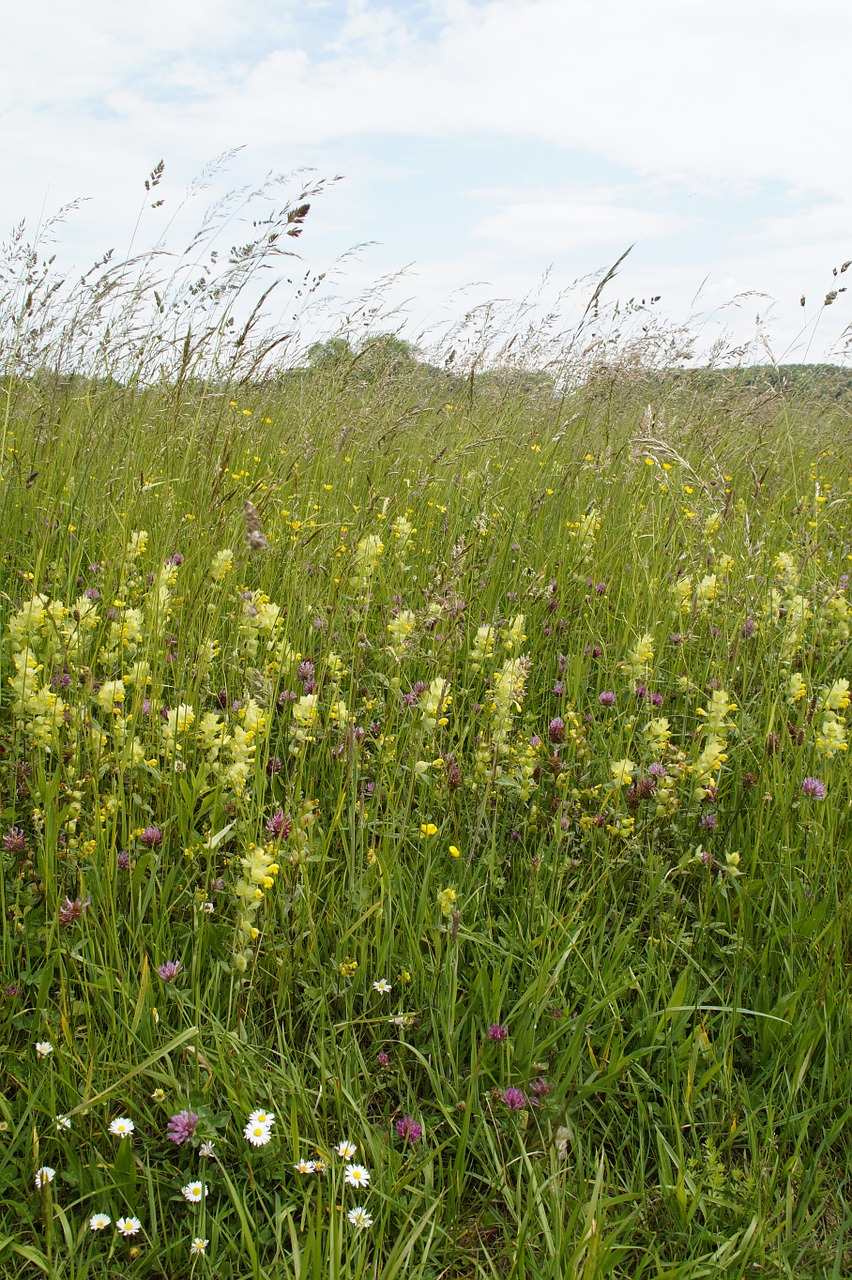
[1,194,851,1277]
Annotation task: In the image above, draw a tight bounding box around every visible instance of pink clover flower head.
[395,1116,422,1144]
[265,810,291,840]
[157,960,182,982]
[802,777,826,799]
[528,1076,551,1098]
[487,1023,508,1042]
[166,1110,199,1144]
[58,896,90,928]
[502,1087,528,1111]
[140,826,162,847]
[598,691,616,706]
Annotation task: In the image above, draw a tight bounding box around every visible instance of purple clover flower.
[548,717,565,743]
[3,827,26,854]
[376,1051,390,1067]
[802,777,826,799]
[140,826,162,848]
[166,1110,199,1145]
[157,961,182,982]
[266,811,291,840]
[598,691,615,707]
[395,1116,422,1144]
[58,896,91,928]
[117,851,131,871]
[502,1088,528,1111]
[486,1023,508,1042]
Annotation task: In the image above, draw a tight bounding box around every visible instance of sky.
[2,0,851,367]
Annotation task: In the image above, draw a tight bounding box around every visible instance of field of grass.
[1,210,852,1277]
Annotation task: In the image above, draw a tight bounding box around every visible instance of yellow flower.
[449,845,461,859]
[420,822,438,838]
[438,887,457,918]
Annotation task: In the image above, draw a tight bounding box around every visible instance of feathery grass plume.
[243,499,270,552]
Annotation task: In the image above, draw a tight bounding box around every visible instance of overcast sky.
[2,0,851,365]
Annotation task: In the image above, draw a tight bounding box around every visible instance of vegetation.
[0,186,851,1278]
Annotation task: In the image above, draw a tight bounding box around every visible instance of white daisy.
[247,1108,275,1127]
[335,1139,357,1159]
[116,1215,142,1236]
[293,1159,317,1174]
[348,1205,374,1229]
[35,1166,56,1189]
[372,978,392,994]
[190,1237,209,1255]
[55,1114,71,1130]
[89,1213,111,1231]
[181,1181,208,1203]
[109,1117,135,1138]
[244,1119,273,1147]
[35,1041,54,1057]
[344,1163,370,1189]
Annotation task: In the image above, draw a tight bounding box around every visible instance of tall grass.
[0,187,851,1279]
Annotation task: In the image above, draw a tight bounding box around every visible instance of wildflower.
[293,1159,316,1174]
[167,1110,199,1145]
[348,1206,374,1229]
[244,1119,273,1146]
[151,1088,166,1101]
[610,758,636,788]
[181,1181,208,1203]
[529,1076,551,1098]
[335,1139,357,1159]
[58,896,90,927]
[376,1051,390,1067]
[265,810,291,840]
[822,679,851,711]
[373,978,392,995]
[35,1041,54,1057]
[199,1142,216,1158]
[116,1216,142,1236]
[502,1088,528,1111]
[140,826,163,848]
[548,717,565,743]
[344,1163,370,1188]
[449,844,461,858]
[420,822,438,838]
[2,827,26,854]
[89,1213,111,1230]
[157,960,182,982]
[55,1114,71,1130]
[117,851,131,870]
[35,1166,56,1189]
[598,691,615,706]
[395,1116,422,1143]
[438,887,457,918]
[247,1108,275,1127]
[190,1237,209,1255]
[487,1023,508,1042]
[109,1117,135,1139]
[802,777,827,799]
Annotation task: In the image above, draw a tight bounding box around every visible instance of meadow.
[1,198,852,1278]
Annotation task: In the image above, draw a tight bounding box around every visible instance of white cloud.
[472,192,683,256]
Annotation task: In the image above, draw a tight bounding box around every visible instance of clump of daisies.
[244,1107,275,1147]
